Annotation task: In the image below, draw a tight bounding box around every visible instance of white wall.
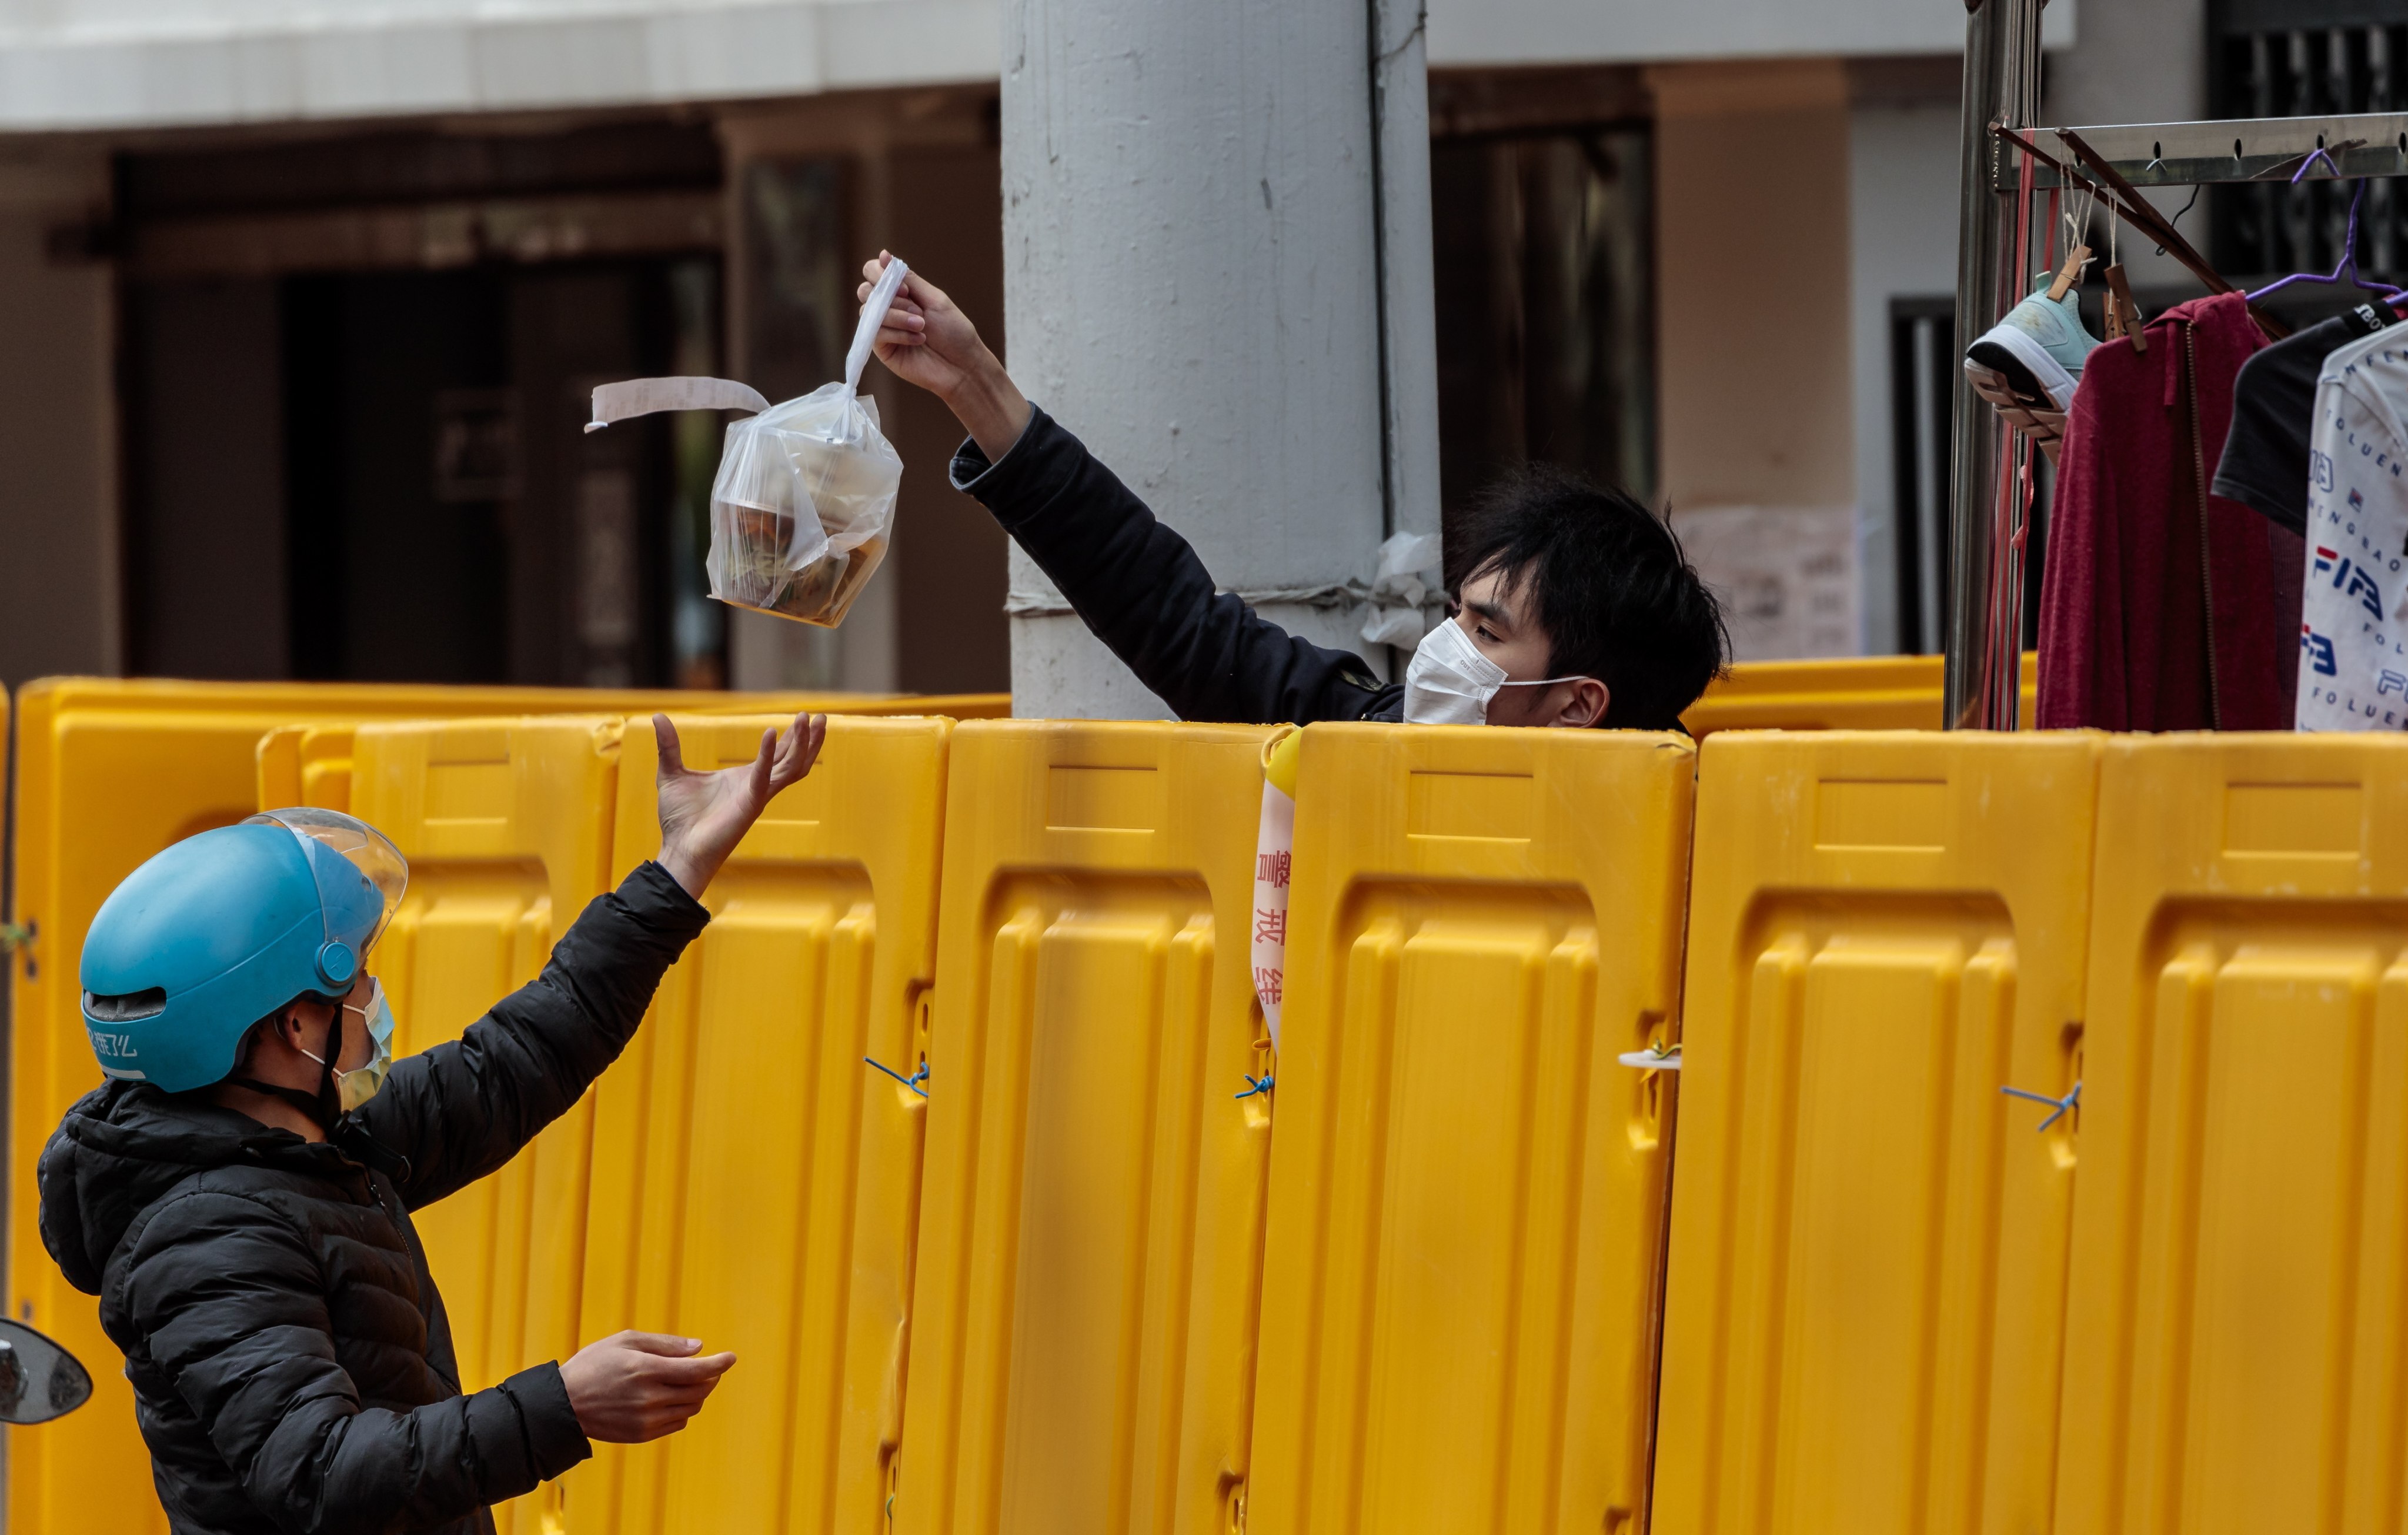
[1435,0,2072,71]
[1836,0,2205,660]
[0,0,1000,131]
[1655,60,1858,517]
[2041,0,2209,295]
[1849,96,1962,655]
[1651,60,1863,662]
[0,0,2075,132]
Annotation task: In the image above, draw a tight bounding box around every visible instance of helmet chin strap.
[225,1005,344,1134]
[222,1006,413,1181]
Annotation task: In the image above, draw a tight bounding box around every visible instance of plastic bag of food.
[585,259,910,628]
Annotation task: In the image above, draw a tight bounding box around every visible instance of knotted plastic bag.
[586,259,910,628]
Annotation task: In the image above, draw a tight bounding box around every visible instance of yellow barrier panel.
[1244,724,1696,1535]
[897,721,1275,1535]
[569,714,949,1535]
[7,680,493,1535]
[1652,731,2099,1535]
[2055,735,2408,1535]
[6,677,998,1534]
[1680,653,2038,738]
[258,692,1008,813]
[351,715,624,1535]
[256,723,368,810]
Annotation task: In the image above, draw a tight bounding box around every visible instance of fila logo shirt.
[2300,331,2408,730]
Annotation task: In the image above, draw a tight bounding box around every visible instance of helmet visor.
[244,809,409,957]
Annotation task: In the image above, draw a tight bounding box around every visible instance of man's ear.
[1558,678,1611,728]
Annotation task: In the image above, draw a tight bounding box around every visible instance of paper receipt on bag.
[586,377,772,433]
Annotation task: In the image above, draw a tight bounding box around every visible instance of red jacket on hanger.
[2036,289,2301,730]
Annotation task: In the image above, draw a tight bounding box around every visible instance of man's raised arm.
[858,253,1397,726]
[362,713,827,1206]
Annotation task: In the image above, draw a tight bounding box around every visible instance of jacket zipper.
[364,1170,416,1252]
[2185,324,2223,729]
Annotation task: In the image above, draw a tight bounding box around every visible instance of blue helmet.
[79,809,408,1093]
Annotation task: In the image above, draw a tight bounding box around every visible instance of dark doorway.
[130,255,719,686]
[282,267,515,683]
[1430,124,1656,522]
[119,119,728,688]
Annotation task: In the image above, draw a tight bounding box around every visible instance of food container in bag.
[584,258,911,628]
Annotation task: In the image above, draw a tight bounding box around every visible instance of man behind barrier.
[39,712,827,1535]
[856,253,1728,730]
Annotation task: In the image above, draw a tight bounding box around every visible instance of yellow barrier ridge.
[897,720,1275,1535]
[1654,729,2100,1535]
[2058,733,2408,1535]
[1247,722,1697,1535]
[573,713,950,1535]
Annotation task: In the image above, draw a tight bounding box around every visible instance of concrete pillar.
[999,0,1440,719]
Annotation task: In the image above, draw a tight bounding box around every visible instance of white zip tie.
[1618,1042,1682,1072]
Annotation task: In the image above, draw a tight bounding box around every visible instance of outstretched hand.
[653,712,826,897]
[859,251,1031,460]
[560,1330,737,1444]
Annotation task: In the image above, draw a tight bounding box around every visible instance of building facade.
[0,0,2240,698]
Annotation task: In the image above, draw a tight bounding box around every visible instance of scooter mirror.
[0,1319,92,1423]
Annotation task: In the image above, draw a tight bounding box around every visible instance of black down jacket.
[38,862,709,1535]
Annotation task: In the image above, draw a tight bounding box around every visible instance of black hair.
[1445,465,1729,730]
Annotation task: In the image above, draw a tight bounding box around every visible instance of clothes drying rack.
[1945,0,2408,727]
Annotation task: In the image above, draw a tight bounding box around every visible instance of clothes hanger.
[1997,126,2253,339]
[2045,181,2098,303]
[2245,147,2408,306]
[2043,128,2237,296]
[2099,203,2148,352]
[1998,125,2286,335]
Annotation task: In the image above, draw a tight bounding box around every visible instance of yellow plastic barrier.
[7,680,508,1535]
[2055,735,2408,1535]
[1652,730,2100,1535]
[1244,724,1696,1535]
[1680,653,2038,738]
[256,723,370,810]
[258,692,1007,812]
[896,721,1275,1535]
[6,678,998,1534]
[569,714,950,1535]
[352,715,624,1535]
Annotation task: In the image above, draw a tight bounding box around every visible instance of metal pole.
[1943,0,2045,728]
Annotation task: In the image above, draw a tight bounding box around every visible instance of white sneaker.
[1965,283,2101,459]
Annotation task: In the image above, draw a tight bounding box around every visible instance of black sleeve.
[2208,316,2342,537]
[122,1187,588,1532]
[952,405,1401,725]
[361,862,708,1210]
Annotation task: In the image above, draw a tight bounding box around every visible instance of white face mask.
[1402,615,1586,726]
[299,979,397,1113]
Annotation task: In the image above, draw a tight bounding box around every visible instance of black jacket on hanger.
[2213,304,2396,535]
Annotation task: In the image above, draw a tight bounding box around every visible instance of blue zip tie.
[867,1057,929,1097]
[1234,1072,1274,1102]
[1999,1080,2080,1132]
